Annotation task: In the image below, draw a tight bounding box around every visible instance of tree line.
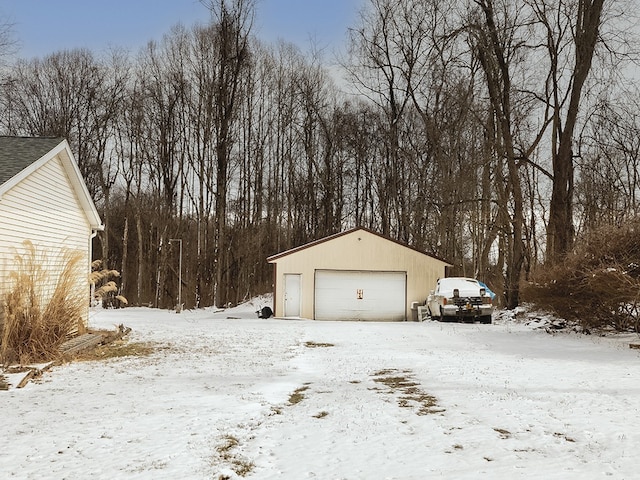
[1,0,639,310]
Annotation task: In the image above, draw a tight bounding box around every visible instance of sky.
[0,0,363,59]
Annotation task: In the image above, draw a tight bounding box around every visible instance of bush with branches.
[523,219,640,331]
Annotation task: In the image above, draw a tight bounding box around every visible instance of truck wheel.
[440,308,456,322]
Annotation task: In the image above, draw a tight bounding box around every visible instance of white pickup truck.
[426,277,493,324]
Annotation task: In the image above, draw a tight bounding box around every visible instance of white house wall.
[0,154,91,306]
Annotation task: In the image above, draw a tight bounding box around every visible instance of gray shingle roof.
[0,136,65,186]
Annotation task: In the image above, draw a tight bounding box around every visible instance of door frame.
[283,273,302,317]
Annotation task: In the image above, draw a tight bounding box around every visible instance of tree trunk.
[474,0,526,309]
[136,210,144,306]
[120,215,128,296]
[546,0,604,262]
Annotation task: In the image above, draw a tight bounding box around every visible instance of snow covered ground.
[3,299,640,479]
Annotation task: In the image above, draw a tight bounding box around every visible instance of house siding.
[269,229,450,320]
[0,154,91,310]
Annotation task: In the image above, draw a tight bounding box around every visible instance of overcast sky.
[0,0,363,58]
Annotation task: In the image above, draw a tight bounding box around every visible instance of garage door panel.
[315,270,406,321]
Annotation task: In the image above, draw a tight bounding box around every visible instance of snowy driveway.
[2,303,640,479]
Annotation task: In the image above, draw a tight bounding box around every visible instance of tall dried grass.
[1,241,87,365]
[90,259,127,307]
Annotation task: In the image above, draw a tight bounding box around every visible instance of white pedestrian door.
[284,274,301,317]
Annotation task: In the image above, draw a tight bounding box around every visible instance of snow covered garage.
[267,227,451,321]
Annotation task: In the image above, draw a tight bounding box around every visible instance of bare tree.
[201,0,255,306]
[0,14,16,131]
[576,93,640,229]
[467,0,529,308]
[532,0,605,262]
[0,14,16,65]
[347,0,413,237]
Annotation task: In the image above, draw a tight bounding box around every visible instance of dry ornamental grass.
[1,241,87,365]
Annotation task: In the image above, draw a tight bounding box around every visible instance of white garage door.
[314,270,406,321]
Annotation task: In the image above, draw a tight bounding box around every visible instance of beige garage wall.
[269,228,450,320]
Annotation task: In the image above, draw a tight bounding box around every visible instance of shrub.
[1,241,88,365]
[523,220,640,331]
[90,260,127,308]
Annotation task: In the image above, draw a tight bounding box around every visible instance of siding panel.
[0,155,90,300]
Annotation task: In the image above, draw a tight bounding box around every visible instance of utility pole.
[169,239,182,313]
